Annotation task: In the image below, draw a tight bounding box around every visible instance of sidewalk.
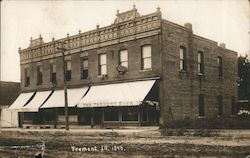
[0,126,162,137]
[1,127,250,138]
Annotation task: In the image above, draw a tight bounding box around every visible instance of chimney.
[219,43,226,48]
[184,23,192,30]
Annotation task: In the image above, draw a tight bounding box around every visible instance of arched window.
[198,51,204,74]
[217,56,223,77]
[180,46,187,70]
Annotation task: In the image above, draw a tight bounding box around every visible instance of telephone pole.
[57,41,69,131]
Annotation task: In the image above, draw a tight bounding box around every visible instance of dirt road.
[0,129,249,158]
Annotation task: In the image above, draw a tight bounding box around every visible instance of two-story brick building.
[9,6,238,128]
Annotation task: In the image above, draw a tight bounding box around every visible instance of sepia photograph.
[0,0,249,157]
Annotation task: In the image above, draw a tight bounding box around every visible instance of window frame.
[141,45,152,70]
[81,57,88,79]
[119,49,128,69]
[98,53,107,75]
[50,64,57,84]
[36,66,43,85]
[198,51,204,74]
[180,46,187,71]
[65,60,72,81]
[24,68,30,87]
[217,56,223,78]
[103,108,119,122]
[121,107,139,122]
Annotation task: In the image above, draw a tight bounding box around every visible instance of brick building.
[9,6,238,128]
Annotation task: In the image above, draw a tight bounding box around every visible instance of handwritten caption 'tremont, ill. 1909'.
[71,145,125,152]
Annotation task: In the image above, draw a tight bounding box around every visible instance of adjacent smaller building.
[0,81,20,127]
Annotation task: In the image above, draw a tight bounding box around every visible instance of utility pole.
[57,41,69,131]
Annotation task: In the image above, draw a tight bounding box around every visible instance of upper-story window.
[24,68,30,87]
[141,45,152,70]
[198,51,204,74]
[98,54,107,75]
[119,50,128,68]
[180,46,187,71]
[81,58,88,79]
[37,66,43,85]
[65,61,71,81]
[217,56,223,77]
[50,64,56,84]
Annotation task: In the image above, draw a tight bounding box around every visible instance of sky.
[1,0,249,82]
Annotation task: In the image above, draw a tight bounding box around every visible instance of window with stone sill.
[217,56,223,78]
[81,58,88,79]
[98,53,107,75]
[65,61,71,81]
[119,50,128,69]
[198,51,204,74]
[141,45,152,70]
[180,46,187,71]
[24,68,30,87]
[50,64,56,84]
[36,66,43,85]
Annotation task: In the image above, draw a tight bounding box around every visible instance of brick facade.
[18,7,238,126]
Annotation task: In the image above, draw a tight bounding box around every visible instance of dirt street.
[0,129,249,158]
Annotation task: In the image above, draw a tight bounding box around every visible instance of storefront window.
[122,108,138,121]
[104,108,119,121]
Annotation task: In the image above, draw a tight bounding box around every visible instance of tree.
[238,55,250,100]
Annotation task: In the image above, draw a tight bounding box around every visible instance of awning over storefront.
[40,87,88,108]
[8,92,35,111]
[77,80,156,108]
[21,91,52,112]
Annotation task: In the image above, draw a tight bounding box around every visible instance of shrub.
[164,116,250,129]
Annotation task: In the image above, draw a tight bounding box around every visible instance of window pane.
[25,68,30,77]
[120,50,128,62]
[99,54,106,65]
[121,61,128,68]
[101,65,107,75]
[180,48,184,59]
[180,60,184,70]
[122,108,138,121]
[52,64,56,73]
[198,52,201,63]
[104,108,119,121]
[66,61,71,70]
[142,45,151,58]
[81,70,88,79]
[143,58,152,69]
[82,59,88,69]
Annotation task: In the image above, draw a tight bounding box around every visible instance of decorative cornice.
[19,8,162,64]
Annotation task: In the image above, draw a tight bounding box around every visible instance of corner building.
[10,6,238,128]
